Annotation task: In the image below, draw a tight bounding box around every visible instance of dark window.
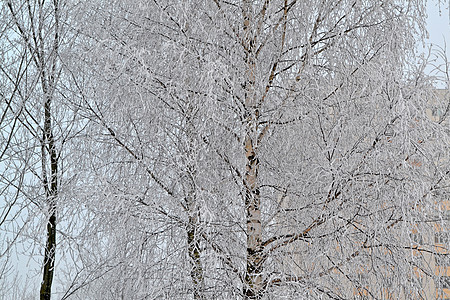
[432,108,443,118]
[435,232,449,244]
[435,255,448,266]
[410,232,423,244]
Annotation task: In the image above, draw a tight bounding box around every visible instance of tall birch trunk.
[242,2,263,298]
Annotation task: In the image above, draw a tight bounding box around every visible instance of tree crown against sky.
[0,0,449,299]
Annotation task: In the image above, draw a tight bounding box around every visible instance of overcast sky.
[426,1,450,48]
[423,1,450,85]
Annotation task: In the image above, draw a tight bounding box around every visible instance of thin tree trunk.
[40,2,59,295]
[40,92,58,300]
[187,204,204,299]
[186,176,204,299]
[185,109,205,299]
[40,210,56,300]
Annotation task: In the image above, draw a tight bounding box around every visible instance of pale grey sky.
[423,0,450,85]
[426,1,450,48]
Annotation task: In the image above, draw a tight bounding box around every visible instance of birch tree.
[17,0,447,299]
